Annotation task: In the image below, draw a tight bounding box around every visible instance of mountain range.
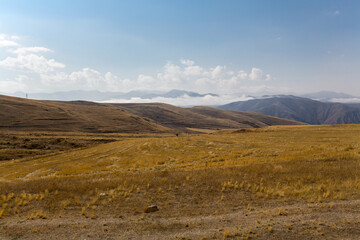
[6,89,218,101]
[219,95,360,125]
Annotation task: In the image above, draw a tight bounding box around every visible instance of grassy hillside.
[111,103,303,131]
[0,95,171,133]
[0,95,303,135]
[190,106,303,127]
[1,125,360,239]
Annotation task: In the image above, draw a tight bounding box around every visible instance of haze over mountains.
[7,90,218,102]
[220,95,360,125]
[5,89,360,103]
[300,91,360,103]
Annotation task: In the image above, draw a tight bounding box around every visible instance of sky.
[0,0,360,98]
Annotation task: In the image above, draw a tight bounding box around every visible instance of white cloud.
[0,35,64,74]
[0,39,18,47]
[11,35,20,40]
[68,68,131,91]
[2,55,273,94]
[184,65,204,76]
[12,47,52,55]
[157,62,183,84]
[40,72,69,84]
[248,68,272,81]
[265,74,272,81]
[153,60,272,93]
[0,33,275,96]
[0,75,27,92]
[40,68,131,92]
[180,59,195,66]
[69,68,102,86]
[102,94,254,106]
[0,34,19,47]
[137,74,156,86]
[211,66,225,78]
[237,70,248,80]
[0,54,65,73]
[249,68,263,80]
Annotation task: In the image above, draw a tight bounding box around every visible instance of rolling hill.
[219,95,360,124]
[0,95,171,133]
[0,94,303,133]
[110,103,303,131]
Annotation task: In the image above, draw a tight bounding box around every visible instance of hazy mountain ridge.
[220,95,360,124]
[300,91,360,103]
[7,89,218,101]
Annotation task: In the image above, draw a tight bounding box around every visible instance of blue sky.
[0,0,359,97]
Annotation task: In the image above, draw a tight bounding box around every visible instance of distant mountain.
[161,89,217,98]
[300,91,360,103]
[8,89,218,101]
[219,95,360,125]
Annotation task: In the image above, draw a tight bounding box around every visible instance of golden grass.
[0,130,175,161]
[0,124,360,221]
[186,128,220,134]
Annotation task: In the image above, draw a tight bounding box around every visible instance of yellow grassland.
[2,124,359,179]
[0,124,360,239]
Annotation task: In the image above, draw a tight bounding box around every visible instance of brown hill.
[0,95,171,133]
[0,95,303,133]
[109,103,304,132]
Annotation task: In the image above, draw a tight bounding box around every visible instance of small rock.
[144,205,159,213]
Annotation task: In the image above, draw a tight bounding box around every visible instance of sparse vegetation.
[1,124,360,239]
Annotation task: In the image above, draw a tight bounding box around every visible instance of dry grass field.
[0,131,173,161]
[1,124,360,239]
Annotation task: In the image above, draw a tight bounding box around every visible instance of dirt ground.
[1,199,360,240]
